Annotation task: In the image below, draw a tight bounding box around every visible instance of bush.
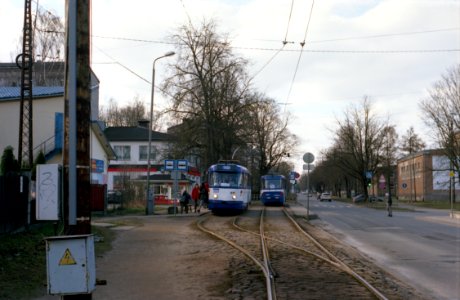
[0,146,20,175]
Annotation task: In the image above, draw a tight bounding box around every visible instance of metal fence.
[0,174,29,234]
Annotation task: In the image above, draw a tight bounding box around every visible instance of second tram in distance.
[207,161,252,213]
[260,174,287,206]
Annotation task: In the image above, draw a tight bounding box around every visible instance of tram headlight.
[213,193,218,199]
[231,192,236,200]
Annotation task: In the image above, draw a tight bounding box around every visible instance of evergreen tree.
[0,146,20,175]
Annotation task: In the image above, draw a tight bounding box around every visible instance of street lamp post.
[146,51,175,215]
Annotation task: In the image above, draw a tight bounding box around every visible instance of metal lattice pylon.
[17,0,34,169]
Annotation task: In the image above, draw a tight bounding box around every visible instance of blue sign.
[91,159,104,173]
[164,160,175,170]
[164,159,188,171]
[177,160,188,171]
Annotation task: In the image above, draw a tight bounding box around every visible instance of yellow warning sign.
[59,248,77,265]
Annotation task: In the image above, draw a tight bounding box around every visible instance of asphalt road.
[296,193,460,300]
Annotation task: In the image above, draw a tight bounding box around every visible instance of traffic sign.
[303,152,315,164]
[177,160,188,171]
[165,160,174,170]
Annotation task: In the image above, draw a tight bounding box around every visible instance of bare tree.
[99,97,150,127]
[33,8,65,62]
[399,126,426,155]
[420,64,460,202]
[12,7,65,85]
[333,97,389,199]
[420,64,460,172]
[244,94,298,176]
[162,19,252,168]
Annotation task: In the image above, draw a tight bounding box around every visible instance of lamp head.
[164,51,175,57]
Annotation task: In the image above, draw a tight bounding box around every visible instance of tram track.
[197,203,391,299]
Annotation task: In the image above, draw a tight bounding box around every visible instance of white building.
[0,84,115,185]
[104,122,201,203]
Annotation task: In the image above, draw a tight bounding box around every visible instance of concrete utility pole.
[63,2,92,298]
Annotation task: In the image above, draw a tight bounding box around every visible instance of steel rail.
[196,215,273,300]
[233,207,388,300]
[282,207,389,300]
[259,208,276,300]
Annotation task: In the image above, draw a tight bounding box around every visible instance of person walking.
[191,183,200,213]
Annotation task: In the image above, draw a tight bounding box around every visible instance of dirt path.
[93,215,231,300]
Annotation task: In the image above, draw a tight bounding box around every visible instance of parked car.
[352,194,366,203]
[369,195,385,202]
[320,192,332,202]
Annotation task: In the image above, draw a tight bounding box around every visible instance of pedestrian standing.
[197,182,209,212]
[191,183,200,213]
[180,189,191,214]
[387,194,393,217]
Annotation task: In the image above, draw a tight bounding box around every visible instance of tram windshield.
[209,172,243,188]
[261,178,283,190]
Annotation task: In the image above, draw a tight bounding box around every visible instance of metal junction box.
[45,234,96,295]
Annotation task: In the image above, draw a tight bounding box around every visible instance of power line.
[251,44,286,79]
[285,0,315,112]
[92,34,176,45]
[94,46,150,84]
[233,47,460,53]
[91,34,460,53]
[93,46,176,99]
[300,0,315,46]
[283,0,295,44]
[254,27,460,44]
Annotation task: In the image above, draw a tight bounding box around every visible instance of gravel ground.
[34,204,426,299]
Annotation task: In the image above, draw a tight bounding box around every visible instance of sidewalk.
[396,203,460,226]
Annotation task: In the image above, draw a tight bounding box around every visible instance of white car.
[320,192,332,202]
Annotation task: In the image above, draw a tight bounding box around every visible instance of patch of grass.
[398,200,460,210]
[0,223,54,299]
[0,222,117,300]
[92,225,116,256]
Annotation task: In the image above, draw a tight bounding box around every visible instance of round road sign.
[303,152,315,164]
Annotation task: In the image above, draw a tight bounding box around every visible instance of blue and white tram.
[207,161,252,213]
[260,174,287,206]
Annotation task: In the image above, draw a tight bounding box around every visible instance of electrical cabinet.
[45,234,96,295]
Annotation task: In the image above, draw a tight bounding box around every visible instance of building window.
[139,145,157,161]
[114,145,131,161]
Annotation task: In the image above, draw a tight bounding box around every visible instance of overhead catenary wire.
[284,0,315,113]
[251,44,286,79]
[253,27,460,44]
[90,33,460,54]
[251,0,296,80]
[283,0,295,45]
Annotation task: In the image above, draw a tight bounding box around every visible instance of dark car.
[369,196,385,202]
[352,194,366,203]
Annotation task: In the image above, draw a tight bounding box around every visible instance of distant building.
[397,149,459,201]
[0,61,65,87]
[104,121,201,203]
